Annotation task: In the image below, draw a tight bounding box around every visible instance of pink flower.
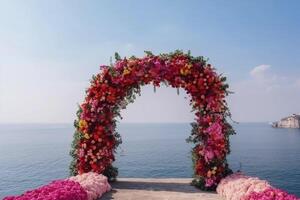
[244,188,299,200]
[79,148,85,157]
[206,121,223,139]
[217,172,271,200]
[4,180,87,200]
[69,172,111,200]
[205,178,215,187]
[217,173,299,200]
[204,147,215,162]
[4,173,111,200]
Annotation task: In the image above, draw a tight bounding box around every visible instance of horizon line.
[0,121,270,125]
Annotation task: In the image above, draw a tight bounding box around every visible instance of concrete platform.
[101,178,223,200]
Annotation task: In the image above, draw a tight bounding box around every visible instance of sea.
[0,123,299,198]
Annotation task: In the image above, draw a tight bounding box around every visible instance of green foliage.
[69,106,84,176]
[191,177,215,191]
[103,165,119,182]
[144,50,153,56]
[114,52,121,61]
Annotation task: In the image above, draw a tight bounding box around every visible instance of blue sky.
[0,0,300,123]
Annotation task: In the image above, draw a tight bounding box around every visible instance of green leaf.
[144,50,153,56]
[114,52,121,61]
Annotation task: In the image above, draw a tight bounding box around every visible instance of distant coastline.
[272,114,300,129]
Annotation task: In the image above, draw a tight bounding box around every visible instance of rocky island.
[272,114,300,128]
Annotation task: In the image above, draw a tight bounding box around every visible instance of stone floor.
[101,178,223,200]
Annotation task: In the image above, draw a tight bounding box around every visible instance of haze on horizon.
[1,0,300,124]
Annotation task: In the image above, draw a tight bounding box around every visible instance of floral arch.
[69,50,235,190]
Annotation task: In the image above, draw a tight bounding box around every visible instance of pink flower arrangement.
[244,188,299,200]
[217,172,272,200]
[69,51,235,189]
[217,172,299,200]
[3,180,88,200]
[69,172,111,200]
[3,173,111,200]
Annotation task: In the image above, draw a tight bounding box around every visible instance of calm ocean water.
[0,123,299,198]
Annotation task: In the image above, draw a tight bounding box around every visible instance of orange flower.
[78,120,88,132]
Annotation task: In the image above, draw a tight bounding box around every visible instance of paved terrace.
[101,178,223,200]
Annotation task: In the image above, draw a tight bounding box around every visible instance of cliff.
[272,114,300,128]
